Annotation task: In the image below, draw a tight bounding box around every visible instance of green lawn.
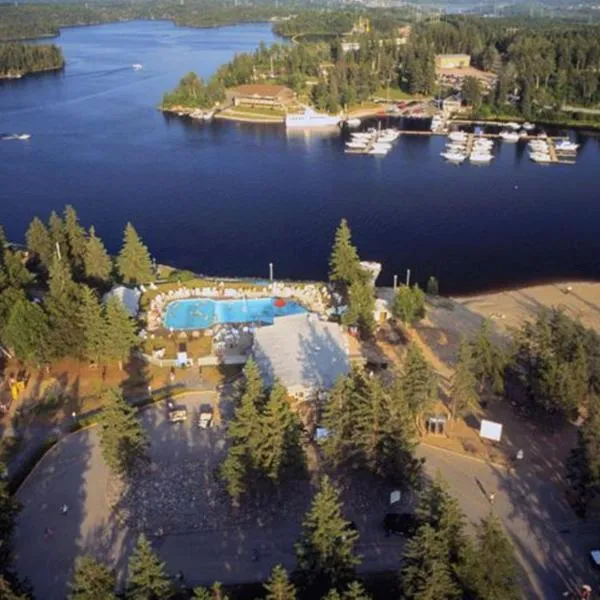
[373,87,426,101]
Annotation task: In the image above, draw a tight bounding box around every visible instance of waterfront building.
[252,313,350,401]
[435,54,471,69]
[227,84,295,109]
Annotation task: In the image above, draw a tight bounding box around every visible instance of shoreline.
[0,64,64,80]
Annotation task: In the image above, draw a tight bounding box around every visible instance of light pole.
[393,274,398,292]
[406,269,411,287]
[269,262,274,283]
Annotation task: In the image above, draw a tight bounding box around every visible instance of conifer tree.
[64,205,88,276]
[0,288,26,336]
[193,582,229,600]
[220,444,247,503]
[449,340,480,421]
[44,254,84,359]
[25,216,53,271]
[98,389,148,475]
[84,226,112,287]
[342,278,375,338]
[48,210,67,259]
[0,250,33,290]
[401,344,437,433]
[256,381,303,481]
[127,534,172,600]
[567,394,600,516]
[78,285,106,364]
[470,320,505,395]
[0,576,28,600]
[0,225,7,253]
[321,590,342,600]
[400,523,460,600]
[458,514,520,600]
[264,565,296,600]
[2,299,50,364]
[329,219,362,290]
[392,285,425,327]
[340,581,371,600]
[295,476,360,593]
[117,223,153,285]
[103,296,137,369]
[68,555,116,600]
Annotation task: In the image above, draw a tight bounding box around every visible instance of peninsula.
[0,42,64,79]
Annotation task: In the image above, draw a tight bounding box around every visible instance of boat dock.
[546,138,577,165]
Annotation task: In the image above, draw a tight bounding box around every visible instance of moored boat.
[285,108,340,129]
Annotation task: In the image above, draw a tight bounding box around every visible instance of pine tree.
[117,223,153,285]
[78,285,106,363]
[127,534,172,600]
[342,278,375,338]
[0,576,28,600]
[340,581,371,600]
[64,205,88,277]
[256,381,303,482]
[449,340,480,422]
[193,582,229,600]
[264,565,296,600]
[0,225,7,253]
[567,395,600,516]
[1,250,33,290]
[401,344,438,434]
[0,288,26,336]
[44,254,84,359]
[48,210,67,259]
[98,389,148,475]
[84,226,112,287]
[25,216,53,271]
[103,296,137,369]
[68,555,116,600]
[219,444,247,503]
[2,299,50,364]
[458,514,520,600]
[400,524,460,600]
[295,476,360,593]
[392,285,425,327]
[470,320,505,395]
[329,219,362,290]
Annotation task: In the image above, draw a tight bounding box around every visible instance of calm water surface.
[1,20,599,294]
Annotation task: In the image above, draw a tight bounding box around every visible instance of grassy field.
[373,87,426,101]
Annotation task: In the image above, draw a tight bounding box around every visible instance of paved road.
[13,394,599,599]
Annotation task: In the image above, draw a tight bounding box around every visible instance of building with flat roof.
[228,84,295,109]
[435,54,471,70]
[252,313,350,401]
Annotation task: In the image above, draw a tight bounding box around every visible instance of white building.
[102,285,141,317]
[252,313,350,401]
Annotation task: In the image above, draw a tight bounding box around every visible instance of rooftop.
[252,313,350,393]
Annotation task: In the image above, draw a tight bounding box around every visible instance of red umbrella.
[274,298,286,308]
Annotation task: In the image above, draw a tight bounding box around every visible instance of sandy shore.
[452,281,600,333]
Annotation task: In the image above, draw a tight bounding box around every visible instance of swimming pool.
[163,297,308,330]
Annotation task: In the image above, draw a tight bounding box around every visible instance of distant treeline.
[0,42,64,78]
[0,2,295,42]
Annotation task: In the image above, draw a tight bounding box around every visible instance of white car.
[590,550,600,568]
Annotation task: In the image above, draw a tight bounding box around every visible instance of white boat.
[17,134,30,140]
[518,130,528,138]
[346,118,361,128]
[499,130,520,142]
[368,143,392,155]
[448,131,467,142]
[378,131,400,143]
[537,131,548,139]
[446,143,466,152]
[470,151,493,164]
[522,122,535,131]
[441,151,466,163]
[505,122,521,130]
[285,108,340,129]
[202,111,214,121]
[132,63,143,71]
[555,140,579,152]
[530,152,552,163]
[473,139,493,148]
[345,141,368,149]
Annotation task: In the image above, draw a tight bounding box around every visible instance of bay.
[1,19,599,294]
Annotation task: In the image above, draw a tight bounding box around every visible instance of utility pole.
[269,262,274,282]
[405,268,411,287]
[393,274,398,291]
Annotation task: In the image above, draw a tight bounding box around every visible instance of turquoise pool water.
[163,297,307,330]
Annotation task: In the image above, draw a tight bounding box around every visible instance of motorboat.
[446,143,466,152]
[368,142,392,155]
[17,134,30,140]
[2,133,30,141]
[202,111,214,121]
[132,63,143,71]
[346,118,361,128]
[378,130,400,143]
[555,140,579,152]
[530,152,552,163]
[537,131,548,139]
[448,131,467,142]
[522,122,535,131]
[441,151,466,163]
[473,139,493,148]
[505,122,521,130]
[345,141,368,149]
[285,107,340,129]
[470,151,493,164]
[499,130,520,142]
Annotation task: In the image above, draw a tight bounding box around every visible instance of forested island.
[162,11,600,126]
[0,42,64,79]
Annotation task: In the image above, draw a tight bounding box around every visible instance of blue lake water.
[1,20,600,294]
[163,297,307,329]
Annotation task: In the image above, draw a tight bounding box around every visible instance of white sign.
[480,419,503,442]
[390,491,402,505]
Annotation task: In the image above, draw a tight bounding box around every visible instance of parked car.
[167,400,187,423]
[383,513,418,537]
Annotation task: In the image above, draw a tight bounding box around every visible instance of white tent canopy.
[102,285,141,317]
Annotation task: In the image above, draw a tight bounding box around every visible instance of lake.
[1,20,599,295]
